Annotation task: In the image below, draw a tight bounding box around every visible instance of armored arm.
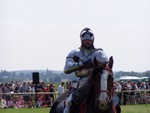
[64,50,83,74]
[64,58,83,74]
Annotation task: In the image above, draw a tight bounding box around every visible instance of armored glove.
[73,55,80,62]
[83,59,93,67]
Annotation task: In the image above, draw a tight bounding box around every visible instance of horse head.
[92,56,114,111]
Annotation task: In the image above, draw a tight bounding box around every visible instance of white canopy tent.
[119,76,141,80]
[118,76,149,82]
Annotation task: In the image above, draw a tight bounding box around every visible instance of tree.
[54,76,61,83]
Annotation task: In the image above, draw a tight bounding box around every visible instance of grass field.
[0,104,150,113]
[121,104,150,113]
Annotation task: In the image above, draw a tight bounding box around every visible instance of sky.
[0,0,150,72]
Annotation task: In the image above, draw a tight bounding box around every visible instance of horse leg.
[116,105,121,113]
[50,101,60,113]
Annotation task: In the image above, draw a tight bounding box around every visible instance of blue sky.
[0,0,150,72]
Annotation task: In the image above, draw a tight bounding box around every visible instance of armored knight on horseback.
[50,27,121,113]
[63,27,109,113]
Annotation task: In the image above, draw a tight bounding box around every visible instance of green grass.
[121,104,150,113]
[0,104,150,113]
[0,108,50,113]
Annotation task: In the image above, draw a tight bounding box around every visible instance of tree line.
[0,70,149,83]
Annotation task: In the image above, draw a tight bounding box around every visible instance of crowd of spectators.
[0,80,150,108]
[114,80,150,105]
[0,81,60,108]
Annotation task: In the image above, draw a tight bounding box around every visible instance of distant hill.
[0,70,149,83]
[0,69,75,83]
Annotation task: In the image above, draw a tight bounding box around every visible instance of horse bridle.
[95,67,114,102]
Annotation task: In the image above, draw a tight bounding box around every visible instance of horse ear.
[109,56,113,69]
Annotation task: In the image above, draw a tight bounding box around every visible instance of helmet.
[80,27,95,49]
[80,27,95,41]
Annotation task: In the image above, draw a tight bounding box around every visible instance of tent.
[119,76,141,80]
[118,76,149,82]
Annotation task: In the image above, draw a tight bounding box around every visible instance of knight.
[63,27,108,113]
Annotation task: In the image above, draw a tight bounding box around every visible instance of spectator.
[122,83,129,105]
[57,82,65,96]
[7,98,14,108]
[0,97,7,108]
[129,82,138,104]
[30,84,35,92]
[28,96,34,108]
[50,84,56,99]
[0,84,4,98]
[49,84,56,106]
[139,82,148,90]
[15,95,24,108]
[116,82,122,92]
[2,83,13,101]
[147,82,150,90]
[19,82,30,107]
[36,93,45,107]
[42,84,50,107]
[14,83,20,93]
[65,82,71,90]
[139,82,148,104]
[35,83,43,92]
[36,97,43,108]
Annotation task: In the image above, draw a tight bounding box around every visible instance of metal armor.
[64,47,108,76]
[63,47,108,113]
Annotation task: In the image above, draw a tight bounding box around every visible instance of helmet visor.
[81,32,94,41]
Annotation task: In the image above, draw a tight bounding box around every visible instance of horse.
[50,56,120,113]
[78,56,119,113]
